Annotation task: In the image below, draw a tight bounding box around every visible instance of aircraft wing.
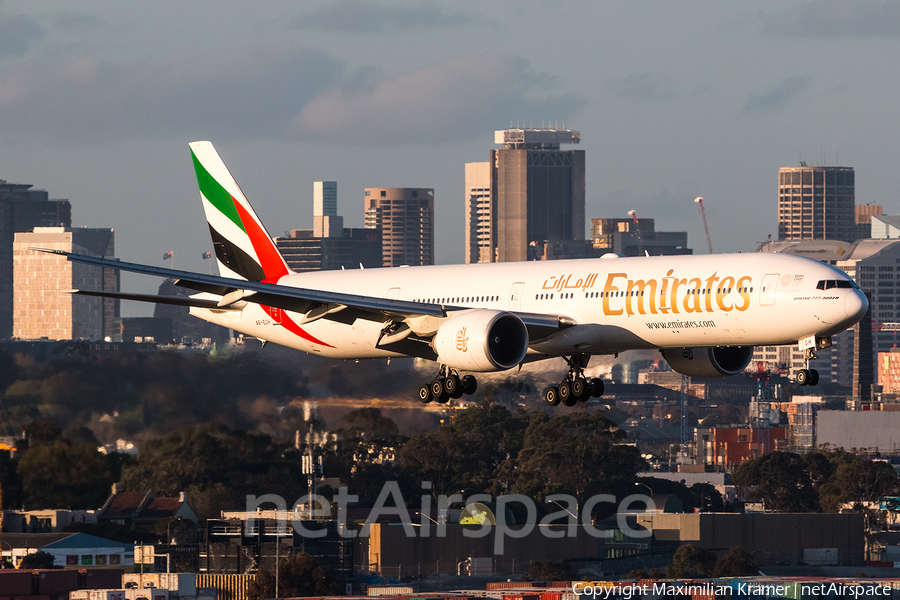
[35,249,568,338]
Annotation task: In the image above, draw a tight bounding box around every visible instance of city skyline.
[0,2,898,316]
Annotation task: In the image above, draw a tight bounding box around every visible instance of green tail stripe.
[191,149,245,233]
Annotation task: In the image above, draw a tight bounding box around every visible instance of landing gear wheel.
[431,378,449,402]
[571,377,588,400]
[589,378,605,398]
[808,369,819,386]
[544,386,561,406]
[461,374,477,395]
[796,369,810,386]
[558,381,572,404]
[418,384,432,404]
[444,374,463,398]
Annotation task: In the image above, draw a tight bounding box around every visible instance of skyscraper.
[0,180,72,338]
[313,181,341,238]
[277,181,382,272]
[13,227,118,341]
[777,165,855,241]
[464,161,494,264]
[465,128,584,263]
[364,187,434,267]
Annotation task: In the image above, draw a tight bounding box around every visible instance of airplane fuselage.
[192,252,867,364]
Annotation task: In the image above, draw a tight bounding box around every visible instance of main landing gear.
[544,354,605,407]
[795,347,820,387]
[418,365,477,404]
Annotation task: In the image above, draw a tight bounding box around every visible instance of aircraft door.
[267,306,283,324]
[509,282,525,311]
[387,287,401,299]
[760,274,779,306]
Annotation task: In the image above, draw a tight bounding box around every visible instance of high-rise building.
[464,162,493,264]
[13,227,118,341]
[0,180,72,338]
[364,187,433,267]
[313,181,341,238]
[276,181,382,272]
[465,128,584,263]
[777,165,855,241]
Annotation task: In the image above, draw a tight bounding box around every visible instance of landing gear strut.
[543,354,605,407]
[418,365,477,404]
[795,347,820,387]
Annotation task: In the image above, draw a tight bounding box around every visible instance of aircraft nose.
[845,290,868,323]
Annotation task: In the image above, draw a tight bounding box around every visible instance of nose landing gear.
[418,365,477,403]
[543,354,605,407]
[795,347,820,387]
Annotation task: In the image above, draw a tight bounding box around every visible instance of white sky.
[1,1,898,315]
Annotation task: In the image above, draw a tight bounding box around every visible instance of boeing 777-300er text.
[35,142,869,406]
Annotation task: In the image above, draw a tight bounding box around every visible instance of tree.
[17,442,116,509]
[733,451,818,512]
[247,552,341,600]
[666,544,716,579]
[527,559,572,581]
[509,411,644,506]
[120,424,306,508]
[819,459,898,513]
[714,545,758,577]
[20,550,58,569]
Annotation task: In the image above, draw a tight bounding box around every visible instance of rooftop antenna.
[695,197,714,254]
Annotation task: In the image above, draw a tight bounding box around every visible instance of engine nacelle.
[660,346,754,378]
[432,309,528,372]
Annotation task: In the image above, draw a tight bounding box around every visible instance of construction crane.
[695,196,713,254]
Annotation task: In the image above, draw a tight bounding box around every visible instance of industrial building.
[591,217,692,257]
[12,226,118,341]
[465,128,584,263]
[817,410,900,453]
[364,187,434,267]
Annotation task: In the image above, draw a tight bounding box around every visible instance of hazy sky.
[1,1,898,314]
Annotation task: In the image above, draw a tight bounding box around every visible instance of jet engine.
[660,346,754,378]
[432,309,528,372]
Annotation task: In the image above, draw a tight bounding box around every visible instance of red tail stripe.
[232,196,289,281]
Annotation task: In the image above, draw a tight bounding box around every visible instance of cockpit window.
[816,279,857,290]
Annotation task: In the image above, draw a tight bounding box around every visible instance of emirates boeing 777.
[36,142,868,406]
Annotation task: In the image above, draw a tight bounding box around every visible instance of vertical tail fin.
[189,141,291,282]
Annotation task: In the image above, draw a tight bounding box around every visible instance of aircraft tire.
[445,374,463,398]
[571,377,588,400]
[462,375,477,395]
[808,369,819,386]
[796,369,809,386]
[431,378,445,398]
[418,384,432,403]
[558,381,572,404]
[589,378,605,397]
[544,386,561,406]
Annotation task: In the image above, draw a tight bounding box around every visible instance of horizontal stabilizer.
[68,289,237,310]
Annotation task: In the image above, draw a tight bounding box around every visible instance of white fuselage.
[191,252,867,365]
